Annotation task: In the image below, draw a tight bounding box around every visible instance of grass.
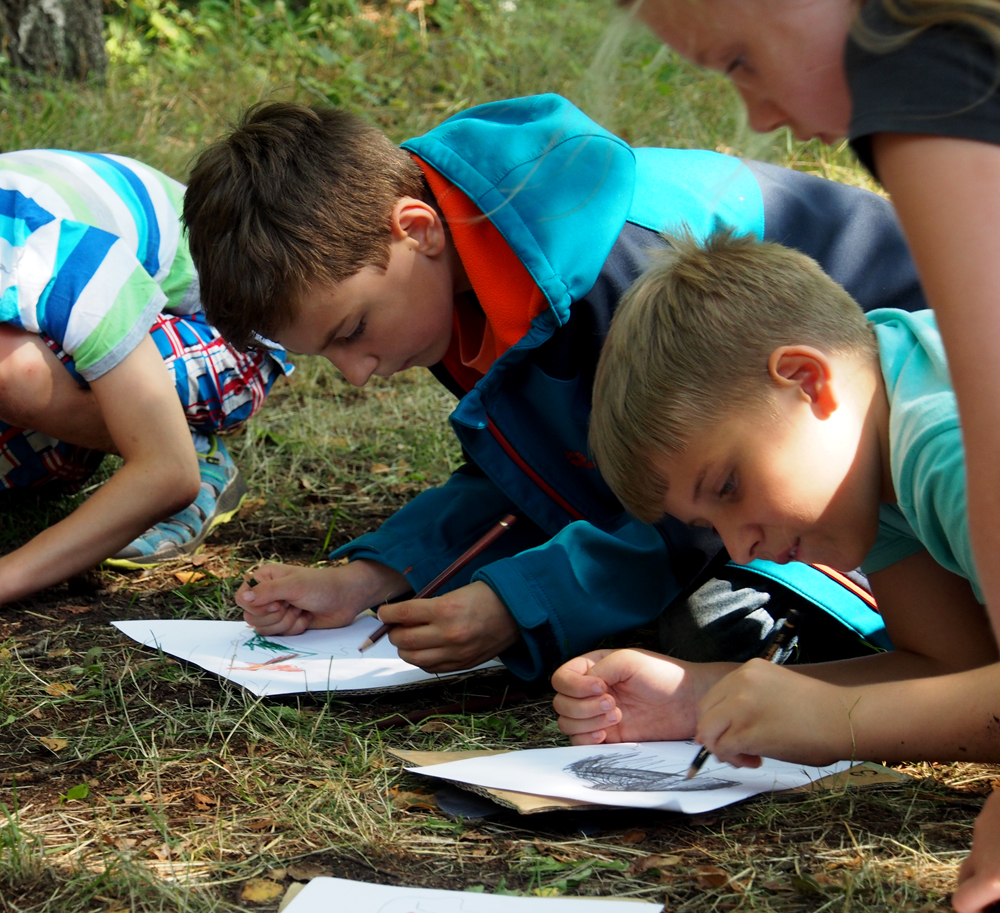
[0,2,993,911]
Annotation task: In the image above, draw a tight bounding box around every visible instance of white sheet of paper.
[284,877,661,912]
[112,619,500,696]
[409,742,852,814]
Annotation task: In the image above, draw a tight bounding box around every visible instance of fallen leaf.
[58,604,93,615]
[287,862,328,881]
[189,554,209,567]
[695,865,730,889]
[419,720,448,733]
[246,818,278,832]
[191,791,216,810]
[388,787,437,811]
[38,736,68,752]
[0,648,9,662]
[45,682,74,697]
[173,571,205,584]
[47,648,72,657]
[620,828,647,844]
[631,854,681,874]
[266,867,287,881]
[369,463,391,474]
[240,878,284,903]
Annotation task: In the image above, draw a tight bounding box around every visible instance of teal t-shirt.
[861,309,979,601]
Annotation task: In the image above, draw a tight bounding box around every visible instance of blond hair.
[589,231,877,523]
[857,0,1000,51]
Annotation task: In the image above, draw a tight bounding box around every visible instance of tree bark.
[0,0,107,82]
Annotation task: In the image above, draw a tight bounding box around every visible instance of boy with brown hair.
[184,94,928,680]
[554,230,1000,766]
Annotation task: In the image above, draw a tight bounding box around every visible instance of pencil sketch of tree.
[564,752,738,792]
[0,0,106,81]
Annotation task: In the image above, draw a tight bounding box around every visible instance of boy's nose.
[335,354,377,387]
[740,92,789,135]
[721,524,758,566]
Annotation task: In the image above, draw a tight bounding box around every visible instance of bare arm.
[0,335,200,603]
[872,132,1000,645]
[696,550,1000,765]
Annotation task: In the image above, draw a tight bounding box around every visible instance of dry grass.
[1,3,994,910]
[1,366,993,912]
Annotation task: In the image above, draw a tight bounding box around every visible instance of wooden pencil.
[357,513,518,652]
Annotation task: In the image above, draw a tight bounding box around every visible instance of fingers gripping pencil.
[685,606,801,780]
[357,513,518,652]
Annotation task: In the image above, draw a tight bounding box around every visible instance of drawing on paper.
[243,632,316,657]
[563,751,737,792]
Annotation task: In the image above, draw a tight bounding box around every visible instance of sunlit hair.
[589,230,877,523]
[857,0,1000,51]
[183,102,429,350]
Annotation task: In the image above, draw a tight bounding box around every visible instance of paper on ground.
[283,877,660,912]
[409,742,852,815]
[113,619,501,696]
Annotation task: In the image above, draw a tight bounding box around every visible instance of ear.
[767,345,838,419]
[389,197,447,257]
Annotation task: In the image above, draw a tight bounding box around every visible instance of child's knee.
[0,326,59,424]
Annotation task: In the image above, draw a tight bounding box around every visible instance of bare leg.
[0,325,116,452]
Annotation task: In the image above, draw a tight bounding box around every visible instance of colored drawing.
[112,619,501,696]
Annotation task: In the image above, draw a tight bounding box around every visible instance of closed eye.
[343,318,366,344]
[719,473,737,496]
[725,55,746,75]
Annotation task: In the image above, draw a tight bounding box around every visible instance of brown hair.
[589,230,877,523]
[183,102,429,349]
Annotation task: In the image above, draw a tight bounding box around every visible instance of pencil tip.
[358,639,373,653]
[684,766,697,780]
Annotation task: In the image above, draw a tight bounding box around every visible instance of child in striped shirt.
[0,150,290,601]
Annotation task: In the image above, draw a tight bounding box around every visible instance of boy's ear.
[768,345,838,419]
[390,197,447,256]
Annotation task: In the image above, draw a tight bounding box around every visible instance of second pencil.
[358,513,518,652]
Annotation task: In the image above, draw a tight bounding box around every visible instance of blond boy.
[554,231,1000,767]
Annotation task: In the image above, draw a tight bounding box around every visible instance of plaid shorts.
[0,312,292,492]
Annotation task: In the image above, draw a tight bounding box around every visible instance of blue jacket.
[333,95,923,680]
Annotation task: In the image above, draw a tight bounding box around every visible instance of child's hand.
[953,791,1000,913]
[695,659,854,768]
[376,581,520,673]
[552,649,726,745]
[237,560,409,637]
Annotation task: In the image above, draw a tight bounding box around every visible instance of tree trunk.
[0,0,106,82]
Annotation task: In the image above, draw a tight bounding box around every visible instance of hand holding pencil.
[685,608,800,778]
[687,608,859,772]
[358,515,520,671]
